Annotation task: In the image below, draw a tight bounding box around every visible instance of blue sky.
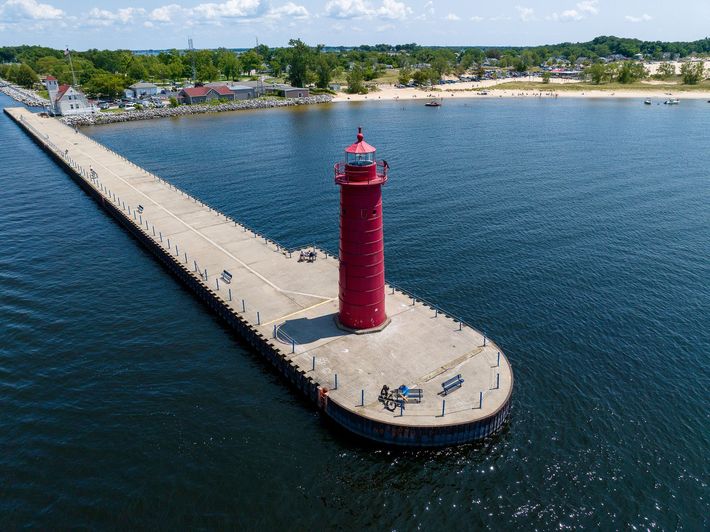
[1,0,708,50]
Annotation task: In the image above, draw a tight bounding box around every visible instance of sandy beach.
[332,77,710,103]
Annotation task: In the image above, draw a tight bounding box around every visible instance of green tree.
[285,39,312,87]
[314,53,336,89]
[240,50,262,75]
[169,96,179,107]
[542,71,551,84]
[398,67,412,85]
[616,61,647,83]
[655,62,676,79]
[585,62,608,84]
[84,72,126,98]
[216,49,240,80]
[346,64,366,93]
[680,61,705,84]
[197,63,219,82]
[13,63,39,88]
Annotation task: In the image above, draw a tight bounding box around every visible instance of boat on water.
[425,100,441,107]
[664,98,680,105]
[644,99,652,105]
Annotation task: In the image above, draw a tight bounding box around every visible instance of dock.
[6,107,513,446]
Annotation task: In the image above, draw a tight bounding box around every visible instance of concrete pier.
[6,107,513,446]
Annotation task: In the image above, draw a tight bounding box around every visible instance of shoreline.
[59,95,333,126]
[332,79,710,102]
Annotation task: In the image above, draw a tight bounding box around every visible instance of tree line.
[1,35,708,98]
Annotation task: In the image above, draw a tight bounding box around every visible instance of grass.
[100,108,125,114]
[486,80,710,92]
[372,69,401,84]
[37,89,49,99]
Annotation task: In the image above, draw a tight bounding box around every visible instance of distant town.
[1,35,709,116]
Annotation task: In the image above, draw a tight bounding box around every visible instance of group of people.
[298,250,317,263]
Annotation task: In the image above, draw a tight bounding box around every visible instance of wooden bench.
[221,270,233,284]
[137,205,144,214]
[441,374,464,395]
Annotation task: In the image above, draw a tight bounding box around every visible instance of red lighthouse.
[334,128,389,331]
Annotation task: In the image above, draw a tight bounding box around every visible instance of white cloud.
[470,15,484,22]
[0,0,63,21]
[625,13,652,23]
[85,7,146,26]
[149,4,183,22]
[269,2,309,19]
[550,0,598,21]
[325,0,411,20]
[445,13,459,21]
[192,0,263,20]
[516,5,535,22]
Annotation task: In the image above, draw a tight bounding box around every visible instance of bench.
[397,385,423,404]
[136,205,144,214]
[441,374,464,395]
[405,388,423,403]
[221,270,233,284]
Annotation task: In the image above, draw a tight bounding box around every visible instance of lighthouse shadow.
[280,313,347,344]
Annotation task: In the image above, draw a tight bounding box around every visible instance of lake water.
[1,93,708,529]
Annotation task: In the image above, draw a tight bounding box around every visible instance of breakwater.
[0,78,50,107]
[60,95,333,126]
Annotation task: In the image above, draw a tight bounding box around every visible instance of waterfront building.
[45,78,93,116]
[177,85,235,104]
[125,82,159,99]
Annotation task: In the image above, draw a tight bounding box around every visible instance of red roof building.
[178,85,235,104]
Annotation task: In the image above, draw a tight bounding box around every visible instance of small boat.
[644,99,652,105]
[425,100,441,107]
[664,98,679,105]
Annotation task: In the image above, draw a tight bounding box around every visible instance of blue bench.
[137,205,144,214]
[221,270,233,284]
[441,374,464,395]
[397,385,423,403]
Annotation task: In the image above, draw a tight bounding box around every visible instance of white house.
[124,82,159,99]
[45,77,94,116]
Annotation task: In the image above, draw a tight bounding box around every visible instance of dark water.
[1,93,708,529]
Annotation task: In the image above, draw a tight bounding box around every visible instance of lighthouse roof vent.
[344,127,376,154]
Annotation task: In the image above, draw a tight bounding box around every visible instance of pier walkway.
[7,107,513,445]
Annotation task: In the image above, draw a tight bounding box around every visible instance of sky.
[0,0,709,50]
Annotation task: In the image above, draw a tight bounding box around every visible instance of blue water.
[1,93,708,529]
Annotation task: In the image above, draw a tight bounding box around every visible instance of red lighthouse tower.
[334,128,389,331]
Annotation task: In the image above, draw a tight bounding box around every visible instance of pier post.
[242,299,245,312]
[334,373,338,390]
[159,232,162,242]
[497,352,500,367]
[483,332,487,346]
[228,288,232,301]
[194,260,197,272]
[167,238,170,249]
[291,339,295,354]
[479,391,483,409]
[400,402,404,417]
[273,324,277,338]
[216,278,220,290]
[311,356,315,371]
[175,245,178,256]
[257,311,260,325]
[361,389,364,406]
[184,252,187,263]
[459,321,462,331]
[442,400,446,417]
[496,373,500,389]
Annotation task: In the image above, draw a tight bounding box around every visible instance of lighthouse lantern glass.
[346,152,374,166]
